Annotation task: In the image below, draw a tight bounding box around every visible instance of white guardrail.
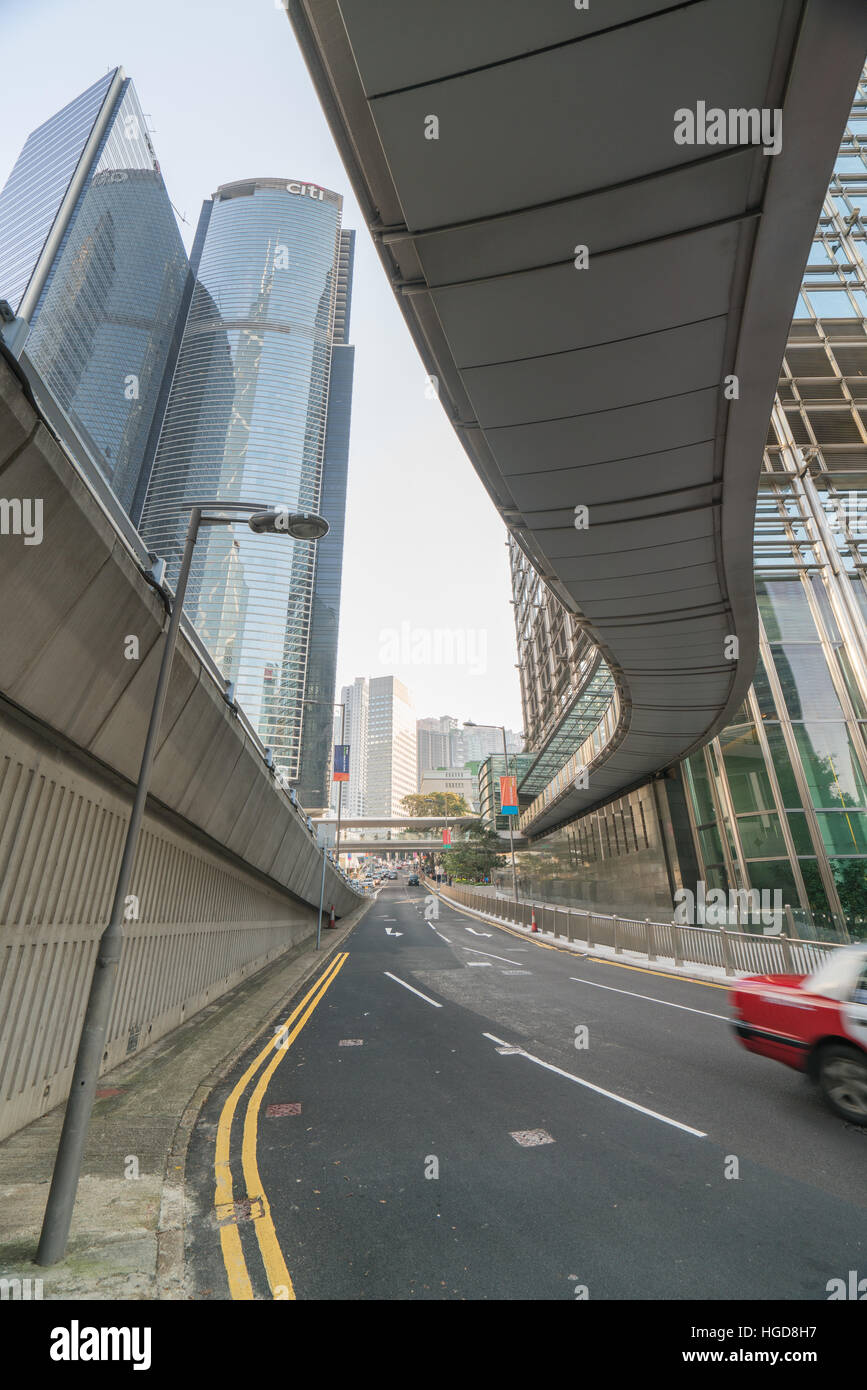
[424,880,844,978]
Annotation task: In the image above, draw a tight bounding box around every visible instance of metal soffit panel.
[286,0,867,831]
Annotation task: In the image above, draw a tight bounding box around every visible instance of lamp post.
[36,501,328,1266]
[464,721,519,903]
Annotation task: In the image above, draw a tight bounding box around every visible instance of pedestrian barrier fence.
[425,881,844,979]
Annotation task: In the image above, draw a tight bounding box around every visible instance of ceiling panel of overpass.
[299,0,867,826]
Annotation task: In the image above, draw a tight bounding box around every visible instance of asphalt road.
[186,881,866,1300]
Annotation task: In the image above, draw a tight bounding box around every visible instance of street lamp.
[464,721,519,903]
[36,500,328,1266]
[299,697,346,950]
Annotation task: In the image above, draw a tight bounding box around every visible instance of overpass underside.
[287,0,867,836]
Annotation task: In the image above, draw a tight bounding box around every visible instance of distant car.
[407,873,420,886]
[388,871,397,880]
[730,944,867,1124]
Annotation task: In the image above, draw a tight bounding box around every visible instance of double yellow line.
[214,951,349,1299]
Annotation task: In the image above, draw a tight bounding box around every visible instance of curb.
[155,897,372,1298]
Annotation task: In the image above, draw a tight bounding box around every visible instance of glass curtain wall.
[683,69,867,939]
[141,179,344,781]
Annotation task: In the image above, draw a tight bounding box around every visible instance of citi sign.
[286,182,325,201]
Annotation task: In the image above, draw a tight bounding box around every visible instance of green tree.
[441,821,504,882]
[401,791,470,819]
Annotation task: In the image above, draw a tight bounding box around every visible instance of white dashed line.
[481,1033,706,1138]
[383,972,442,1007]
[463,946,525,967]
[569,976,729,1020]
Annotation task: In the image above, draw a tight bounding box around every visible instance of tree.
[441,821,504,882]
[401,791,470,819]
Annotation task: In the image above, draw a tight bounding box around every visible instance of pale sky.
[1,0,524,733]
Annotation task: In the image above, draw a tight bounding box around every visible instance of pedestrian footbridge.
[287,0,867,832]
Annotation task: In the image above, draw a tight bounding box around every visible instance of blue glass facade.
[141,180,354,788]
[0,70,190,516]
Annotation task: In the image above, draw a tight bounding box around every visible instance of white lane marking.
[481,1033,706,1138]
[466,961,492,967]
[383,972,442,1007]
[463,946,525,967]
[569,976,729,1021]
[434,931,451,943]
[465,927,492,937]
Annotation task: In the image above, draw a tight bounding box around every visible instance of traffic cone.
[327,904,336,929]
[530,907,538,933]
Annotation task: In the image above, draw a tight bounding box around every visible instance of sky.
[0,0,524,734]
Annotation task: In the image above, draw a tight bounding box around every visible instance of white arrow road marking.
[384,972,442,1007]
[481,1033,707,1138]
[385,927,403,936]
[463,946,525,967]
[465,927,492,938]
[569,976,729,1020]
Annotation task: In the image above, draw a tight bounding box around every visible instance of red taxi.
[730,944,867,1124]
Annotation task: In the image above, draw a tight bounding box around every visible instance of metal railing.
[425,880,844,978]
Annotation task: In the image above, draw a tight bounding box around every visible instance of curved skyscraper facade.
[0,68,190,515]
[141,179,354,790]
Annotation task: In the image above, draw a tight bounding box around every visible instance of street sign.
[500,774,518,815]
[333,744,350,782]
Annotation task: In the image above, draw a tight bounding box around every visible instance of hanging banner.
[500,774,518,815]
[442,827,451,845]
[333,744,350,782]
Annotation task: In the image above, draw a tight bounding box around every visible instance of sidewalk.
[0,900,370,1300]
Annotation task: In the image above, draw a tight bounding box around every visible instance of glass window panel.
[752,656,777,719]
[684,752,716,824]
[770,644,846,721]
[738,812,787,857]
[793,723,867,809]
[798,859,832,919]
[815,811,867,855]
[756,578,817,640]
[829,860,867,932]
[719,725,776,813]
[698,825,724,866]
[809,575,841,641]
[786,811,815,855]
[746,860,799,904]
[808,289,858,317]
[835,646,867,718]
[765,725,803,807]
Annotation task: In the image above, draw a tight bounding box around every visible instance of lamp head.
[248,509,329,540]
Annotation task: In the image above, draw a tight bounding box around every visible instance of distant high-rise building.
[141,177,354,789]
[0,68,190,516]
[338,676,369,818]
[367,677,417,817]
[416,714,464,785]
[462,724,523,766]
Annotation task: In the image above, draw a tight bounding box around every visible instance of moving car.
[407,873,420,886]
[730,944,867,1124]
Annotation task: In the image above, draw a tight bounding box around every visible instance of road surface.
[186,881,866,1300]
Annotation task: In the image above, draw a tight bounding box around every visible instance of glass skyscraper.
[141,179,354,796]
[507,66,867,937]
[0,68,190,515]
